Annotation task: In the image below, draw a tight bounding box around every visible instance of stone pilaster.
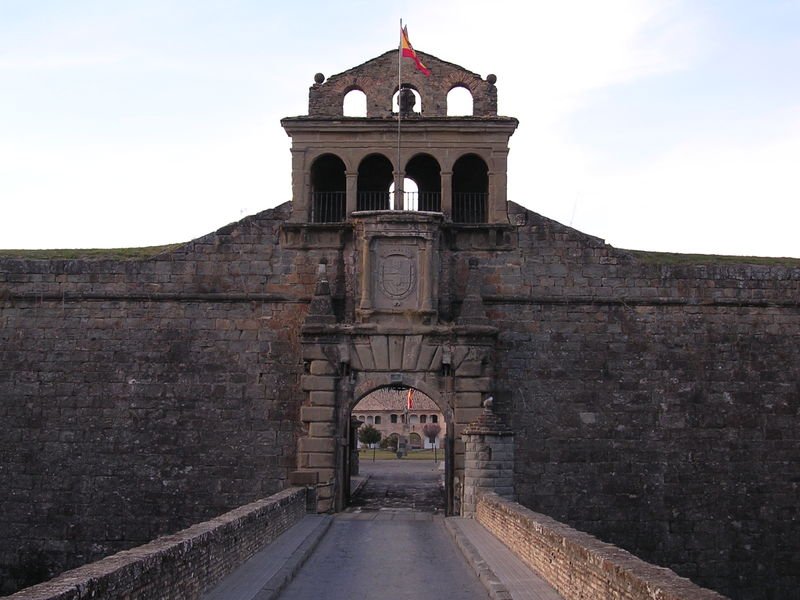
[461,397,514,517]
[457,258,488,326]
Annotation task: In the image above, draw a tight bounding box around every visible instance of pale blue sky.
[2,0,799,256]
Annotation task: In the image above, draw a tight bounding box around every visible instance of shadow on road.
[349,459,445,513]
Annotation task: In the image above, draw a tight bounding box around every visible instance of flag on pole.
[406,388,415,410]
[400,25,431,76]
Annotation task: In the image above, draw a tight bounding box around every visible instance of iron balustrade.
[452,192,488,223]
[311,191,345,223]
[357,191,391,211]
[404,191,441,212]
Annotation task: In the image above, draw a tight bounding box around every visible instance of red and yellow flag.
[406,388,415,410]
[400,25,431,76]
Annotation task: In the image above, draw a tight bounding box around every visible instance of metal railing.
[357,191,391,211]
[452,192,488,223]
[404,191,441,212]
[311,191,345,223]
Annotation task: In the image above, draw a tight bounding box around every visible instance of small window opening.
[447,86,473,116]
[343,89,367,117]
[392,87,422,114]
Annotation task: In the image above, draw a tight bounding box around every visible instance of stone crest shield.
[379,253,416,299]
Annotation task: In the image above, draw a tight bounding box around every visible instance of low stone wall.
[8,487,308,600]
[476,492,727,600]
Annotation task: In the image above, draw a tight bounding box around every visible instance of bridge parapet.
[7,488,310,600]
[475,492,727,600]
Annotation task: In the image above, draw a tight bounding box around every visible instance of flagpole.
[397,18,402,211]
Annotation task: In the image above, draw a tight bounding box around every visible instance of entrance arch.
[342,374,455,513]
[295,211,498,516]
[349,386,449,511]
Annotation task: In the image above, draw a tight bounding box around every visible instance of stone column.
[440,171,452,219]
[461,397,514,517]
[290,148,308,222]
[345,171,358,217]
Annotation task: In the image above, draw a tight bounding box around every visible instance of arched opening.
[405,153,441,212]
[452,153,489,223]
[348,386,448,513]
[357,154,393,211]
[310,153,346,223]
[388,178,417,210]
[392,85,422,114]
[447,85,474,116]
[343,88,367,117]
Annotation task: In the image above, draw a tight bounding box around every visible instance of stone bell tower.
[282,48,518,514]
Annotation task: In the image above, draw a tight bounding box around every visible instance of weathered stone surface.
[308,391,336,407]
[300,407,335,423]
[298,437,336,453]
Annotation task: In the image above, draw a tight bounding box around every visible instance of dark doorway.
[452,153,488,223]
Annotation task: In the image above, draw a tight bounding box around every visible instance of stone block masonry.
[0,203,343,594]
[6,487,308,600]
[2,198,799,598]
[476,492,726,600]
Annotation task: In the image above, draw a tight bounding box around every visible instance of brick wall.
[7,487,308,600]
[476,492,726,600]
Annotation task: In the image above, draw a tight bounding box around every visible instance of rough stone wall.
[7,487,308,600]
[2,198,799,598]
[307,50,498,118]
[476,202,800,600]
[476,492,725,600]
[0,203,336,594]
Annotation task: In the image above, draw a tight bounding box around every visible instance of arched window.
[452,154,488,223]
[405,154,441,212]
[310,154,346,223]
[388,178,417,210]
[409,432,423,449]
[431,415,438,423]
[367,415,374,424]
[357,415,365,421]
[391,414,398,424]
[343,88,367,117]
[447,86,473,116]
[357,154,393,211]
[420,414,427,424]
[392,86,422,114]
[410,414,419,425]
[374,415,381,425]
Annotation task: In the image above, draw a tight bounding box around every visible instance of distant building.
[353,388,444,449]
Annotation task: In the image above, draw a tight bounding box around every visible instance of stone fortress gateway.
[1,48,799,599]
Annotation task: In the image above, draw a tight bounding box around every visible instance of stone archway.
[291,211,499,515]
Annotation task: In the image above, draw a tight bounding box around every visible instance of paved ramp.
[278,510,487,600]
[203,460,561,599]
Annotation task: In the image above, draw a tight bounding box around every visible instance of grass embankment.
[626,249,800,267]
[358,448,443,461]
[0,244,182,260]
